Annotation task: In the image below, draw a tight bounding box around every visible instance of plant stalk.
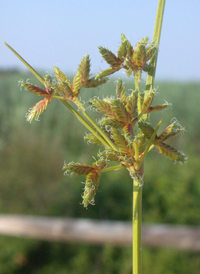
[146,0,166,90]
[133,175,142,274]
[132,1,166,274]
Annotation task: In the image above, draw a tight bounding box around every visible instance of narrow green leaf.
[4,42,45,85]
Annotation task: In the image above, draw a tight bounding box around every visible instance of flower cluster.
[9,34,186,207]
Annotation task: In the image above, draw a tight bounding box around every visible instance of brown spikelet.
[82,171,100,207]
[79,54,91,83]
[63,162,95,176]
[90,98,115,116]
[19,81,49,96]
[72,71,81,96]
[26,97,52,122]
[98,46,121,67]
[112,99,128,123]
[53,67,67,83]
[156,143,187,163]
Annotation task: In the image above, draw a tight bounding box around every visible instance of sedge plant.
[4,0,186,273]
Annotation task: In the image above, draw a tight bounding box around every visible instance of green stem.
[132,2,166,274]
[146,0,166,90]
[133,175,142,274]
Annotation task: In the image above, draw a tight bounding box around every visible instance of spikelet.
[84,133,104,146]
[82,171,100,207]
[123,123,134,140]
[26,97,52,122]
[53,67,68,83]
[44,81,65,97]
[19,81,49,97]
[157,120,185,142]
[132,41,147,67]
[156,143,187,163]
[112,98,128,123]
[115,79,126,103]
[72,70,81,96]
[63,162,95,176]
[98,150,121,162]
[83,77,108,88]
[98,46,121,67]
[99,117,124,128]
[79,54,91,83]
[125,40,134,61]
[90,98,115,116]
[117,34,128,61]
[145,103,171,113]
[111,128,131,156]
[61,82,74,98]
[146,41,158,61]
[125,91,138,120]
[138,121,156,140]
[141,88,156,113]
[95,67,121,79]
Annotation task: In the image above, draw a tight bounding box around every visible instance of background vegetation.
[0,70,200,273]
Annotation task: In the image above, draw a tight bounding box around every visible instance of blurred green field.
[0,70,200,273]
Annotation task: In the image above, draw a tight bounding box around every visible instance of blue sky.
[1,0,200,81]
